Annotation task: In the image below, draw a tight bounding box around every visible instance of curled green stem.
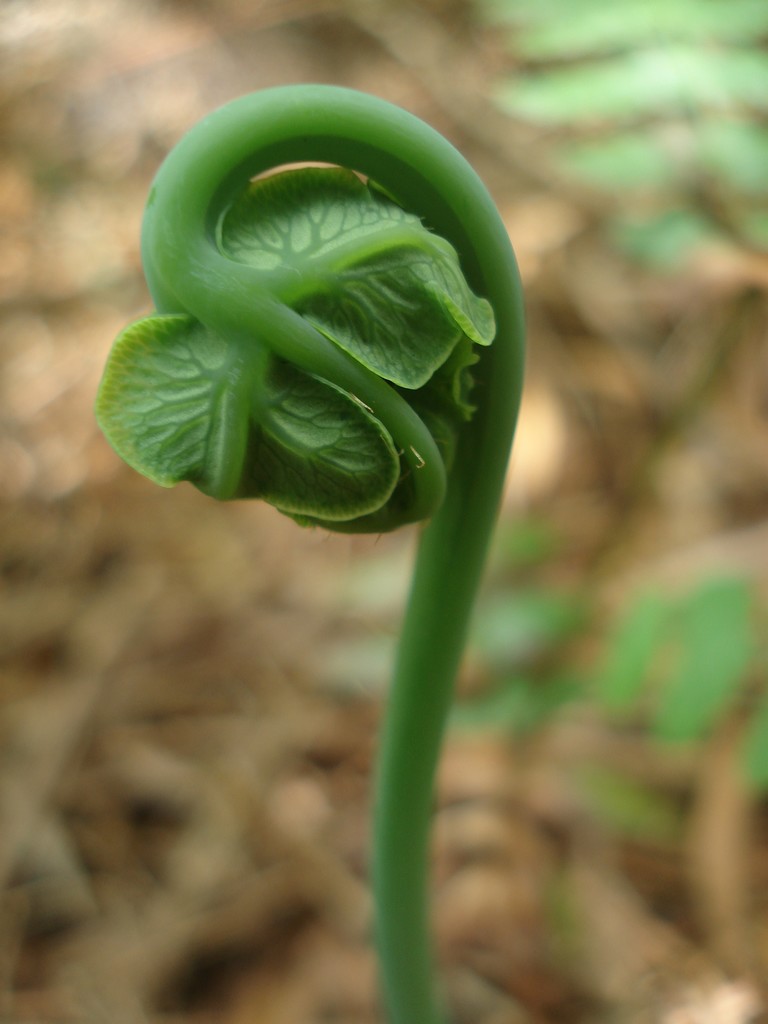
[140,85,524,1022]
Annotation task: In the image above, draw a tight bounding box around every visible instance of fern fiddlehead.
[96,84,525,1023]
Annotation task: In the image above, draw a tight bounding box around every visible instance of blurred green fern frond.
[594,575,768,792]
[477,0,768,265]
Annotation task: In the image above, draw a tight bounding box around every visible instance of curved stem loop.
[142,85,525,1023]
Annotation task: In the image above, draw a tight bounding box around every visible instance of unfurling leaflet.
[97,166,494,532]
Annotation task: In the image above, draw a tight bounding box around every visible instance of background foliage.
[1,1,767,1022]
[482,0,768,265]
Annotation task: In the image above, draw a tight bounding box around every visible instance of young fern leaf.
[95,86,525,1024]
[222,167,494,388]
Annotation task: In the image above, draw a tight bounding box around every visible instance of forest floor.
[1,2,768,1022]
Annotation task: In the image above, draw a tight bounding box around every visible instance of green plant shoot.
[96,85,525,1024]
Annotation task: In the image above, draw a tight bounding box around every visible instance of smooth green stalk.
[134,85,524,1022]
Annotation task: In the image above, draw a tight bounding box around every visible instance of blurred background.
[1,1,767,1021]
